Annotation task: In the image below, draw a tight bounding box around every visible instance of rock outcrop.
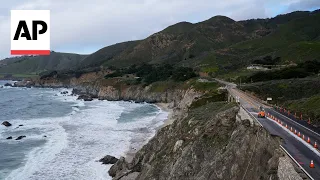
[99,155,119,165]
[109,102,283,180]
[61,91,69,95]
[4,83,12,87]
[77,94,94,101]
[2,121,12,127]
[15,136,26,140]
[13,81,34,88]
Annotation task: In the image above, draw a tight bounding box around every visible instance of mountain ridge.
[0,9,319,76]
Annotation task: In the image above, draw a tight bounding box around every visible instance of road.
[216,79,320,180]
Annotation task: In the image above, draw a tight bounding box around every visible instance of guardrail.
[219,79,314,179]
[240,102,313,180]
[239,104,263,127]
[280,145,314,180]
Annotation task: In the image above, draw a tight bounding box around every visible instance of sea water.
[0,80,167,180]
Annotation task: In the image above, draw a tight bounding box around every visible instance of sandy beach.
[124,103,174,163]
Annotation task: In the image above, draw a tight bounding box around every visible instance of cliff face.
[15,74,300,180]
[109,102,282,180]
[28,72,203,106]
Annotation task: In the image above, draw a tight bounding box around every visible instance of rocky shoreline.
[6,79,304,180]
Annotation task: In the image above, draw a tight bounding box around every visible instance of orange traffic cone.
[307,137,310,143]
[315,142,318,148]
[308,118,311,124]
[310,160,315,168]
[294,112,297,118]
[302,135,305,140]
[285,124,288,129]
[294,130,297,134]
[298,132,301,137]
[290,127,293,132]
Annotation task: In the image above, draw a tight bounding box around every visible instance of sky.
[0,0,319,59]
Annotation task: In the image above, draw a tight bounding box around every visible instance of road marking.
[234,88,320,138]
[280,145,314,180]
[240,104,263,127]
[240,98,315,179]
[266,116,320,157]
[270,109,320,138]
[220,79,316,179]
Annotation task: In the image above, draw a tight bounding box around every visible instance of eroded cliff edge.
[14,74,303,180]
[108,100,286,180]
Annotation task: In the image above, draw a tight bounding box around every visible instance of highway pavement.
[218,79,320,179]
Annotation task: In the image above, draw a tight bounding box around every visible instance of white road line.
[280,145,314,180]
[240,105,263,127]
[270,109,320,138]
[235,87,320,138]
[266,116,320,157]
[243,104,314,179]
[222,81,316,179]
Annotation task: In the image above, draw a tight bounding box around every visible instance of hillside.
[0,9,319,76]
[79,10,319,71]
[0,51,87,76]
[241,77,320,126]
[229,10,320,64]
[81,15,272,68]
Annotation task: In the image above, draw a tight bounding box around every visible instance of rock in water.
[99,155,119,164]
[15,136,26,140]
[6,136,13,140]
[4,83,13,87]
[61,91,69,95]
[2,121,12,127]
[77,95,93,101]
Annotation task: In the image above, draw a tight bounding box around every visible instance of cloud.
[0,0,318,59]
[287,0,320,11]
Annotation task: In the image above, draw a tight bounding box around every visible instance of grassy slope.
[78,15,271,68]
[1,10,319,79]
[241,77,320,124]
[284,95,320,124]
[230,11,320,64]
[0,52,87,75]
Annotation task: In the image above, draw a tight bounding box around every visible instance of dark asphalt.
[231,88,320,179]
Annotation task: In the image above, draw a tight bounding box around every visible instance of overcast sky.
[0,0,319,59]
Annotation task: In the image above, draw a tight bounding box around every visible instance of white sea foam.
[4,89,167,180]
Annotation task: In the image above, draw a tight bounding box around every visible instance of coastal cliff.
[13,74,302,180]
[108,101,285,180]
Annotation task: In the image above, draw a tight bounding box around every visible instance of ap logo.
[11,10,50,55]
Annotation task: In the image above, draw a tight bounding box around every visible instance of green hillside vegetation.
[284,95,320,124]
[104,64,197,85]
[229,11,320,64]
[0,51,87,76]
[241,60,320,82]
[241,77,320,125]
[0,9,319,78]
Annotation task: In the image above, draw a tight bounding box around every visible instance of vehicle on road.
[258,106,266,118]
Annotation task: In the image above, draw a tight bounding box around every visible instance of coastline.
[155,103,175,128]
[124,103,174,163]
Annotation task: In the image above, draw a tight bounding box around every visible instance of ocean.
[0,80,168,180]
